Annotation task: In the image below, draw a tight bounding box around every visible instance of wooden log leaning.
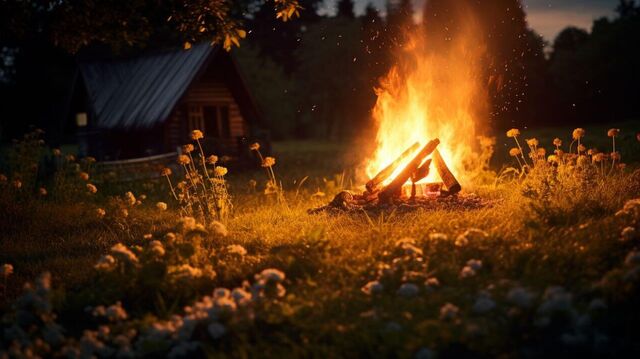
[366,141,421,193]
[432,149,461,195]
[378,139,440,202]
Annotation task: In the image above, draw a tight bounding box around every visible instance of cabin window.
[188,104,231,139]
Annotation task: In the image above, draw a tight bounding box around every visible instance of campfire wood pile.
[310,138,489,214]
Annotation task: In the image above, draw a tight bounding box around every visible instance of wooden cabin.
[70,43,266,160]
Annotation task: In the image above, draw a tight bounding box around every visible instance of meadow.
[1,123,640,358]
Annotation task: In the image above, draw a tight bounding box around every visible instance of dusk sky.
[320,0,619,43]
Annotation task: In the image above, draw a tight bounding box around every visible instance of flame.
[365,20,487,187]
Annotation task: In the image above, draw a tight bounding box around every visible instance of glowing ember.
[365,22,486,188]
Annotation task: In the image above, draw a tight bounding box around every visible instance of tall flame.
[365,19,487,187]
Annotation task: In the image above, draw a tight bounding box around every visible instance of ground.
[1,123,640,357]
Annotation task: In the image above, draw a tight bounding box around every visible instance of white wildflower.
[466,259,482,271]
[105,301,128,322]
[473,293,496,314]
[149,240,165,257]
[460,266,476,278]
[625,250,640,266]
[428,233,448,241]
[124,191,136,206]
[209,220,228,237]
[621,226,636,241]
[94,255,116,271]
[207,322,227,339]
[397,283,419,297]
[361,280,384,295]
[507,287,536,308]
[256,268,285,283]
[226,244,247,256]
[455,228,488,246]
[110,243,139,265]
[439,302,460,320]
[231,288,252,306]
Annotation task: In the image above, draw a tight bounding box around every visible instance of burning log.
[378,138,440,202]
[366,142,421,193]
[410,159,432,199]
[432,149,461,195]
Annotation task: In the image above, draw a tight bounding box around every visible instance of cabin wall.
[164,63,248,156]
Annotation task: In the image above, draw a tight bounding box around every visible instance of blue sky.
[319,0,618,42]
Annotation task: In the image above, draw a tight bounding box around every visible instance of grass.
[1,127,640,357]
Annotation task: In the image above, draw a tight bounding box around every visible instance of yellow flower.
[161,167,172,176]
[509,148,521,157]
[124,191,136,206]
[190,130,204,140]
[587,148,596,156]
[553,138,562,147]
[79,172,90,181]
[506,128,520,138]
[577,155,589,166]
[156,202,167,211]
[572,128,585,140]
[547,155,559,163]
[250,142,260,151]
[607,128,620,137]
[262,156,276,167]
[182,144,194,153]
[526,138,539,147]
[611,151,621,161]
[214,166,228,177]
[87,183,98,194]
[592,153,605,163]
[178,155,191,165]
[96,208,106,218]
[39,187,47,196]
[577,144,586,153]
[52,148,61,156]
[206,155,218,164]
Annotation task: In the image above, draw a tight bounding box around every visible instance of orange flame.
[365,21,487,187]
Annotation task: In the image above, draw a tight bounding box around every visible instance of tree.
[336,0,355,19]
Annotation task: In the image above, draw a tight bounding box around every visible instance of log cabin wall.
[164,63,247,156]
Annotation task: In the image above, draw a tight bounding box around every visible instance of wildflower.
[572,128,585,140]
[207,322,227,339]
[13,180,22,189]
[179,216,197,231]
[506,128,520,138]
[1,263,14,277]
[547,155,559,164]
[509,148,521,156]
[425,277,440,288]
[178,155,191,165]
[232,288,252,306]
[439,303,459,320]
[149,240,165,257]
[124,191,136,206]
[553,138,562,147]
[621,227,636,241]
[577,144,586,153]
[611,151,621,161]
[526,138,539,147]
[206,155,218,164]
[190,130,204,140]
[156,202,167,211]
[79,172,89,181]
[607,128,620,137]
[209,220,228,236]
[428,233,448,241]
[110,243,139,265]
[538,286,574,317]
[227,244,247,256]
[554,149,564,157]
[624,250,640,267]
[256,268,286,282]
[577,155,589,167]
[587,148,597,156]
[96,208,106,218]
[262,156,276,167]
[161,167,172,176]
[214,166,228,177]
[66,154,76,162]
[0,174,6,182]
[467,259,482,271]
[362,280,384,295]
[52,148,61,156]
[536,147,546,157]
[94,255,116,271]
[105,302,128,321]
[473,293,496,314]
[39,187,47,196]
[397,283,419,297]
[182,144,194,153]
[169,264,203,281]
[86,183,97,194]
[592,153,605,163]
[249,142,260,151]
[460,266,476,278]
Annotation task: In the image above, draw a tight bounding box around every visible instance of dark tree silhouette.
[336,0,355,19]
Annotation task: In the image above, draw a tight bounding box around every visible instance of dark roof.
[78,43,216,129]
